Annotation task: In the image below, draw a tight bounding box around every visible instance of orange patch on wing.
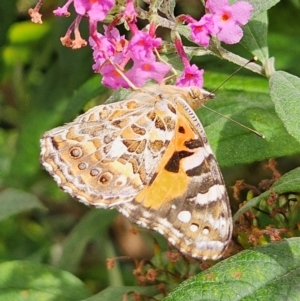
[174,116,198,151]
[135,117,198,209]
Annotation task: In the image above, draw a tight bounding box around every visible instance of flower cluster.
[187,0,253,46]
[28,0,253,89]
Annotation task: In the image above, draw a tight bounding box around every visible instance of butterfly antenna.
[209,56,258,96]
[202,56,264,138]
[202,104,265,138]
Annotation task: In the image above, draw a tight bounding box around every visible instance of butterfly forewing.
[40,84,232,260]
[116,86,232,259]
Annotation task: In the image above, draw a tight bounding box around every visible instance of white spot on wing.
[142,210,152,219]
[195,240,224,253]
[202,227,210,235]
[177,210,192,223]
[168,237,176,245]
[196,184,225,205]
[53,174,62,185]
[204,213,228,236]
[182,149,205,171]
[190,224,199,232]
[153,226,164,235]
[40,144,46,156]
[157,217,172,229]
[77,195,89,205]
[62,185,72,194]
[115,175,127,186]
[109,137,128,156]
[42,162,53,173]
[136,220,147,227]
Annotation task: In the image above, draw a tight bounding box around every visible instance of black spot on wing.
[165,151,193,173]
[184,138,203,149]
[178,126,185,134]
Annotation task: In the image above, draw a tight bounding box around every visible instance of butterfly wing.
[40,94,177,207]
[41,85,232,259]
[117,91,232,260]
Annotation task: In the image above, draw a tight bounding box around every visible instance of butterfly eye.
[69,147,83,158]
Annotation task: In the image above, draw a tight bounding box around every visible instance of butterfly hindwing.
[40,96,175,207]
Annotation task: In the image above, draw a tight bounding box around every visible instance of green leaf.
[239,0,281,19]
[3,45,32,66]
[57,209,117,273]
[0,188,46,221]
[269,71,300,143]
[240,12,269,61]
[198,88,300,167]
[8,21,50,44]
[234,167,300,220]
[0,260,91,301]
[268,33,300,77]
[81,286,159,301]
[163,238,300,301]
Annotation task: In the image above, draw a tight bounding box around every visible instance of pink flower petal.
[176,64,204,88]
[217,20,243,44]
[206,0,229,14]
[231,1,253,25]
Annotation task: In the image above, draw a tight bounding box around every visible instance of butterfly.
[40,84,232,260]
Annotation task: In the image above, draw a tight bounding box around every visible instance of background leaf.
[269,71,300,143]
[82,286,159,301]
[0,260,91,301]
[163,238,300,301]
[57,210,117,273]
[0,188,46,221]
[234,167,300,220]
[240,12,269,61]
[236,0,281,18]
[198,74,300,167]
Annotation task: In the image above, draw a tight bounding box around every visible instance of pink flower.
[53,0,73,17]
[126,56,171,87]
[176,64,204,88]
[74,0,115,22]
[122,0,137,24]
[90,34,114,71]
[101,62,129,89]
[206,0,253,44]
[89,26,130,73]
[188,14,215,47]
[128,31,162,59]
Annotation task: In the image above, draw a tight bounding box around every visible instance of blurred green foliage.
[0,0,300,300]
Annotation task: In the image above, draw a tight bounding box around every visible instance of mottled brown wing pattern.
[40,85,232,260]
[40,96,176,207]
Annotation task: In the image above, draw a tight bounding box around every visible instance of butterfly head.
[185,86,215,110]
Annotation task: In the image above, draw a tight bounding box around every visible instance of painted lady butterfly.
[40,84,232,260]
